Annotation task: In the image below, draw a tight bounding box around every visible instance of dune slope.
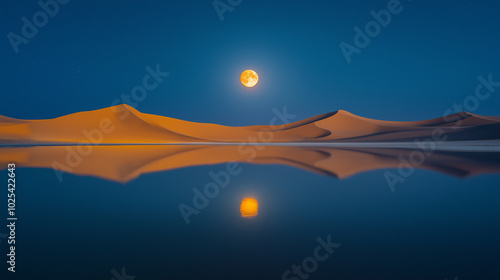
[0,104,499,144]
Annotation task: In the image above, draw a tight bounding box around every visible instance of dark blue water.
[1,161,499,279]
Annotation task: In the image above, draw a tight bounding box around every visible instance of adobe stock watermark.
[237,106,297,160]
[51,64,169,182]
[110,64,169,110]
[385,73,499,192]
[7,0,70,54]
[178,106,296,225]
[282,235,340,280]
[339,0,407,64]
[110,267,135,280]
[213,0,243,22]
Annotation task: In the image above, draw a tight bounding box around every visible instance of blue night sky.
[2,0,500,126]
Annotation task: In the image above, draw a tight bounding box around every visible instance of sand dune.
[0,145,499,183]
[0,104,499,144]
[1,105,498,181]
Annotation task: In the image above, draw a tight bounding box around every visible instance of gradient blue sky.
[2,0,500,126]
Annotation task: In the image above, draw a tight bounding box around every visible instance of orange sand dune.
[1,104,499,144]
[0,145,498,183]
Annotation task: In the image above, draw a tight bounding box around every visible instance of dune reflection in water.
[0,144,499,183]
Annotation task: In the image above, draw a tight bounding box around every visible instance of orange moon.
[240,70,258,87]
[240,197,259,218]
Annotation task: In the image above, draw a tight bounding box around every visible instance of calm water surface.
[2,148,499,280]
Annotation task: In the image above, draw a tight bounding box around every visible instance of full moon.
[240,70,258,88]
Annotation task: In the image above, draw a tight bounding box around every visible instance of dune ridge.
[1,104,499,144]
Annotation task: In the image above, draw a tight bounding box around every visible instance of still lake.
[2,145,499,280]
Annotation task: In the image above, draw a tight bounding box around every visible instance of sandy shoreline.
[1,141,500,151]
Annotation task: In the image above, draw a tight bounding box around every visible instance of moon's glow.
[240,70,259,87]
[240,197,259,218]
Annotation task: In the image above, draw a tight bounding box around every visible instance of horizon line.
[1,141,500,151]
